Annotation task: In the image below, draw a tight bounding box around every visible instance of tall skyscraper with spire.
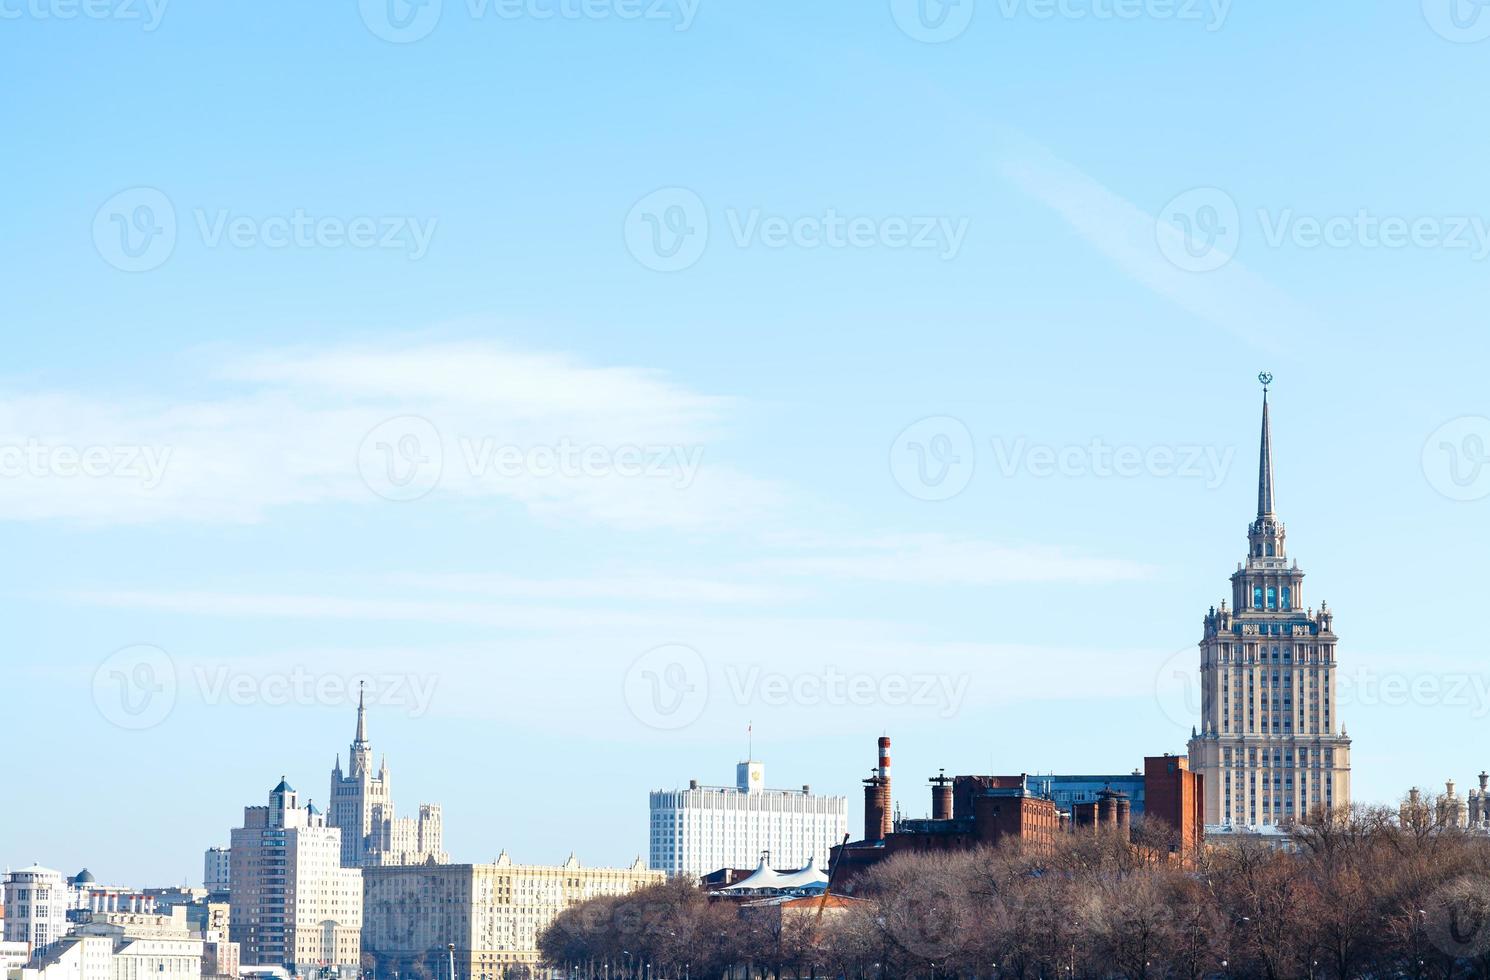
[328,685,448,867]
[1187,377,1351,828]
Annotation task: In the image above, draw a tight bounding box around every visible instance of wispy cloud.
[0,337,778,529]
[991,130,1315,349]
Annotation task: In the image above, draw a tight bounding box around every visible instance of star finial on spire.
[1257,372,1276,520]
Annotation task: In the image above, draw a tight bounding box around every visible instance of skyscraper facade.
[228,779,362,972]
[1187,380,1352,828]
[327,687,447,868]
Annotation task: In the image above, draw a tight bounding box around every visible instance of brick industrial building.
[830,739,1204,888]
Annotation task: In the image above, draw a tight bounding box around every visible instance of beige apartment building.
[228,779,363,973]
[362,854,663,976]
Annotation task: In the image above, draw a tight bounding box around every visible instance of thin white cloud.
[0,338,777,530]
[992,130,1315,349]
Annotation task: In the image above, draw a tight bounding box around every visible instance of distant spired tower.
[1187,375,1351,827]
[328,684,447,867]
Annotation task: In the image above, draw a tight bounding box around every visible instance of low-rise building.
[362,853,663,976]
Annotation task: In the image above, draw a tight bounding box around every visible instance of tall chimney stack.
[862,736,893,842]
[878,736,893,839]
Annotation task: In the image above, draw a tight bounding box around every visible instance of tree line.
[538,804,1490,979]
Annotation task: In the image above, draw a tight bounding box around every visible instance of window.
[1267,587,1277,609]
[1281,587,1292,610]
[1254,586,1264,608]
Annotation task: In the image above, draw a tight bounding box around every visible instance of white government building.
[648,760,848,879]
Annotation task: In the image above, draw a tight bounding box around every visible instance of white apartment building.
[228,778,362,973]
[648,760,848,879]
[3,866,69,956]
[201,850,230,895]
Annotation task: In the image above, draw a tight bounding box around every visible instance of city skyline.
[7,3,1490,894]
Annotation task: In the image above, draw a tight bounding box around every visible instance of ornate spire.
[1257,372,1275,519]
[355,681,368,745]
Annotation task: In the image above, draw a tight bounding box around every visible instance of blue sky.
[4,1,1490,885]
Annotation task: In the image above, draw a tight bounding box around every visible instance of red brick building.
[1141,754,1205,855]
